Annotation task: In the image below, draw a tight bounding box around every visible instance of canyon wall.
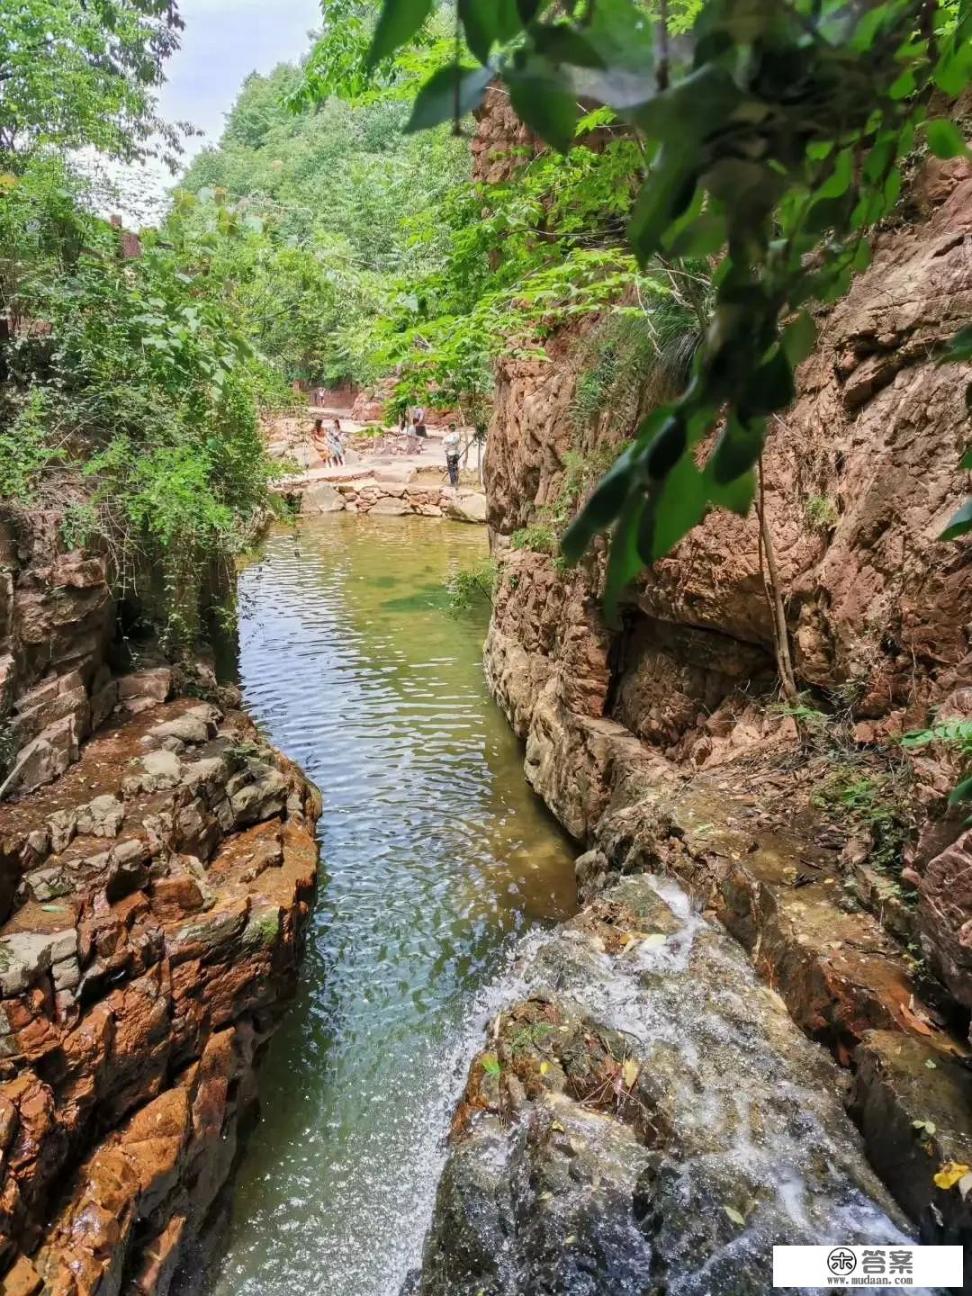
[483,147,972,1023]
[408,107,972,1287]
[0,507,321,1296]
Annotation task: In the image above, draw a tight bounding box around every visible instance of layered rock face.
[412,125,972,1283]
[483,155,972,1018]
[0,511,321,1295]
[0,694,320,1296]
[0,512,116,802]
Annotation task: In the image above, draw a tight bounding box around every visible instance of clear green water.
[207,513,576,1296]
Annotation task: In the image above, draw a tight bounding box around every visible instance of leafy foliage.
[0,388,62,502]
[369,0,972,619]
[178,62,471,389]
[511,523,557,555]
[447,558,497,611]
[812,765,909,876]
[0,156,279,653]
[902,719,972,805]
[0,0,184,163]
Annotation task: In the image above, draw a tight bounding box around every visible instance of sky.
[92,0,321,223]
[160,0,322,153]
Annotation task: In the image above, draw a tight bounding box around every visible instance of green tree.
[177,58,472,388]
[0,0,183,164]
[362,0,972,614]
[0,155,281,654]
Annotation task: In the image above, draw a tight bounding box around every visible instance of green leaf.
[740,346,794,418]
[940,497,972,542]
[816,148,853,199]
[851,239,872,272]
[367,0,435,68]
[604,492,647,625]
[628,151,697,266]
[507,71,578,154]
[935,43,972,97]
[949,774,972,805]
[498,0,530,41]
[925,119,969,160]
[459,0,497,62]
[665,211,727,258]
[708,415,765,484]
[458,0,524,60]
[645,415,687,480]
[481,1052,502,1077]
[707,467,756,516]
[531,24,605,68]
[941,326,972,364]
[639,453,707,562]
[560,413,673,564]
[405,64,494,132]
[888,68,916,99]
[781,311,817,367]
[804,194,853,235]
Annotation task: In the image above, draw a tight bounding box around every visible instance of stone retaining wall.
[298,477,488,524]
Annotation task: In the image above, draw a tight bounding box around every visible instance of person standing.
[443,423,462,487]
[312,418,331,466]
[329,417,345,466]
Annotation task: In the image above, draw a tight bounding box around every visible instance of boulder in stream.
[411,875,918,1296]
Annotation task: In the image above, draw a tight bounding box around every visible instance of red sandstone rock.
[0,698,321,1291]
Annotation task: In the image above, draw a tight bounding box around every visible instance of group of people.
[312,417,345,467]
[309,406,465,486]
[398,406,427,450]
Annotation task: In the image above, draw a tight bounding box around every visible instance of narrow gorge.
[2,4,972,1294]
[406,97,972,1293]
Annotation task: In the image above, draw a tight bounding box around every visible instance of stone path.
[273,443,489,525]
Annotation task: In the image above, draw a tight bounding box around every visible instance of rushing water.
[206,513,576,1296]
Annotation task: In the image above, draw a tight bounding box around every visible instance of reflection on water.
[207,513,576,1296]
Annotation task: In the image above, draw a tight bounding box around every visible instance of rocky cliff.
[410,119,972,1284]
[0,507,321,1295]
[482,152,972,1022]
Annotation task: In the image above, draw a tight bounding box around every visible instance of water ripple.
[205,515,576,1296]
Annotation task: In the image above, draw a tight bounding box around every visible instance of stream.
[206,513,576,1296]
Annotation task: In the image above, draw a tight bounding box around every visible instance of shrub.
[447,559,497,612]
[510,525,557,555]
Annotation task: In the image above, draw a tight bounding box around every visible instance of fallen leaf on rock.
[893,997,936,1037]
[481,1053,501,1077]
[933,1162,971,1191]
[723,1206,746,1227]
[621,1059,640,1088]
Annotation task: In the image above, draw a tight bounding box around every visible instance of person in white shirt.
[443,424,462,486]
